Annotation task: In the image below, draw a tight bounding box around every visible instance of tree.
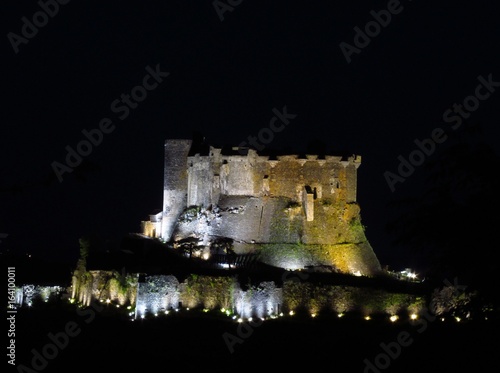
[178,237,202,259]
[79,236,91,260]
[210,237,235,268]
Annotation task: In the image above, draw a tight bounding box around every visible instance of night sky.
[2,1,500,272]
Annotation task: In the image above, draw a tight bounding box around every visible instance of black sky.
[2,1,500,272]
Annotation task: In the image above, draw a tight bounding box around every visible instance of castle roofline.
[186,145,360,164]
[166,134,359,163]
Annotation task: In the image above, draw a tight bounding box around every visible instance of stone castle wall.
[69,271,425,320]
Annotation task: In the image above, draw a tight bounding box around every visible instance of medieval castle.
[140,137,382,277]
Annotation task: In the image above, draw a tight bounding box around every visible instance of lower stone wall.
[71,271,425,320]
[13,285,66,307]
[71,270,138,307]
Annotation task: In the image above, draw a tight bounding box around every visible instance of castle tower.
[161,139,192,241]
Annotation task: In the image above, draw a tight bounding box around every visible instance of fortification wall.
[72,272,424,319]
[187,156,215,207]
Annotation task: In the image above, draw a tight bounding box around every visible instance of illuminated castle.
[64,136,426,321]
[141,137,382,276]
